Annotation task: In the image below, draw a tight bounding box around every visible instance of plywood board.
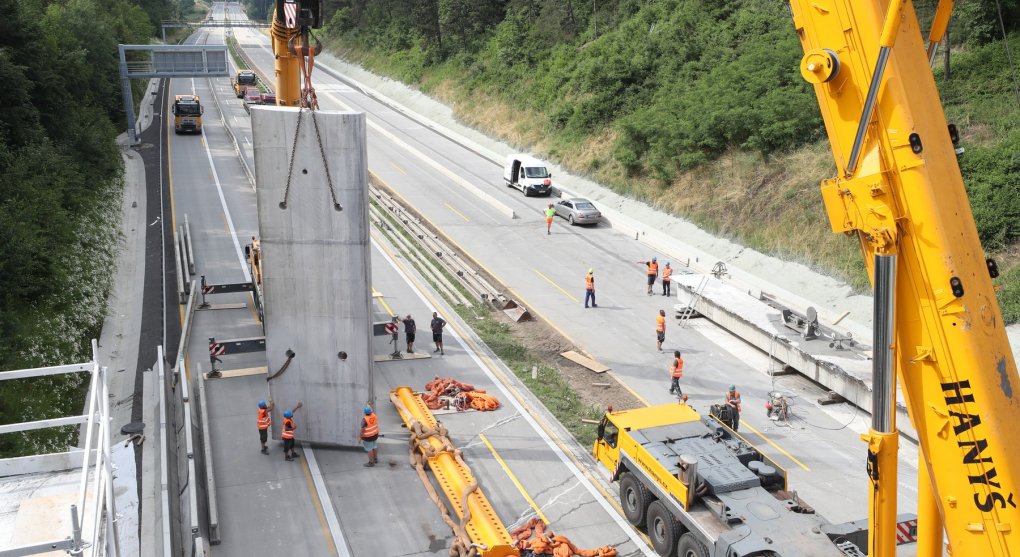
[560,350,610,373]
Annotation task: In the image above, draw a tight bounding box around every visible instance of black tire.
[619,473,652,526]
[647,501,680,556]
[568,215,575,225]
[676,532,709,557]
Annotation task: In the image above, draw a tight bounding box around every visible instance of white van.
[503,155,553,197]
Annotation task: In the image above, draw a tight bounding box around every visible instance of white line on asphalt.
[371,238,655,556]
[191,78,252,282]
[303,443,352,557]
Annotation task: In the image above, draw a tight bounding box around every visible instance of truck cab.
[232,70,257,98]
[503,154,552,197]
[172,95,203,134]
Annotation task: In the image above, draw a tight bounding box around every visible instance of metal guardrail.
[0,341,120,557]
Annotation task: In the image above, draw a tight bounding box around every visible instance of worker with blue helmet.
[360,405,379,467]
[256,399,273,454]
[281,402,303,461]
[662,261,673,297]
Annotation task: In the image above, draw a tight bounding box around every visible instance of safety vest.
[282,417,296,439]
[648,261,659,276]
[662,266,673,281]
[545,207,556,218]
[585,273,594,291]
[670,357,684,378]
[656,315,666,333]
[726,390,742,411]
[257,408,271,430]
[362,413,379,438]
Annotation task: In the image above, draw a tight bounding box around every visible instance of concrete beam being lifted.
[252,107,372,446]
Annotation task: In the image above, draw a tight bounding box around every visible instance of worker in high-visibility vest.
[281,402,303,461]
[725,385,742,431]
[584,269,597,308]
[639,257,659,295]
[661,262,673,297]
[668,351,684,398]
[656,309,667,352]
[256,399,274,455]
[544,204,556,235]
[360,405,380,467]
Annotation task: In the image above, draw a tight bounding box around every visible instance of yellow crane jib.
[271,0,323,108]
[390,386,517,557]
[789,1,1019,556]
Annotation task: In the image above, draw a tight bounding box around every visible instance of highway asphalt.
[153,4,931,555]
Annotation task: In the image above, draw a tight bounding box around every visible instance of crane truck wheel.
[676,532,708,557]
[646,500,680,556]
[619,473,652,526]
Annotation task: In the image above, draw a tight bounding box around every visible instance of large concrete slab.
[252,107,372,446]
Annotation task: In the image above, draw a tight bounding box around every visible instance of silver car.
[554,198,602,225]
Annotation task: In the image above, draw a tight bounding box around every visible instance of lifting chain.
[279,109,342,212]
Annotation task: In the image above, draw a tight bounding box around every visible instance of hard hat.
[588,268,593,274]
[284,410,293,418]
[652,256,657,261]
[258,400,267,408]
[363,406,372,415]
[728,385,736,392]
[666,262,671,266]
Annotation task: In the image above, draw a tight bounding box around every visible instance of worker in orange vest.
[725,385,742,431]
[360,405,380,467]
[661,262,673,297]
[639,257,659,295]
[656,309,667,352]
[281,402,303,461]
[584,269,597,308]
[668,351,685,398]
[256,399,274,454]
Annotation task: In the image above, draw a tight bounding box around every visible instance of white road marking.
[303,443,352,557]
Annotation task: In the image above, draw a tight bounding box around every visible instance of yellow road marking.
[739,420,811,472]
[299,452,340,555]
[444,202,470,223]
[390,161,407,175]
[533,269,579,303]
[373,288,395,317]
[372,171,649,408]
[479,433,549,524]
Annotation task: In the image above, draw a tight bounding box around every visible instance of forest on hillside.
[0,0,181,456]
[319,0,1020,317]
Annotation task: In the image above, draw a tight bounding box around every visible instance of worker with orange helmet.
[360,405,380,467]
[544,203,556,235]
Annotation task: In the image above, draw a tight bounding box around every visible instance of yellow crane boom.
[789,1,1019,555]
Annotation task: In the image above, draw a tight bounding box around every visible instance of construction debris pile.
[511,518,617,557]
[422,376,501,411]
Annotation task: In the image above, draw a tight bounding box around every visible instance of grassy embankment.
[322,2,1020,320]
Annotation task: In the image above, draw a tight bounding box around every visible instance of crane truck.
[597,1,1019,556]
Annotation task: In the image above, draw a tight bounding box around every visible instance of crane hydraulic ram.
[788,1,1018,555]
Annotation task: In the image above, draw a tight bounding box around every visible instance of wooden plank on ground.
[208,366,267,379]
[374,351,432,362]
[560,350,610,373]
[197,302,248,311]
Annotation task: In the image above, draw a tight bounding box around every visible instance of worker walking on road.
[431,312,447,355]
[584,269,597,308]
[668,351,685,400]
[257,399,274,454]
[544,203,556,235]
[639,257,659,295]
[725,385,742,431]
[403,314,417,353]
[281,402,303,461]
[662,262,673,297]
[360,405,380,467]
[656,309,667,352]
